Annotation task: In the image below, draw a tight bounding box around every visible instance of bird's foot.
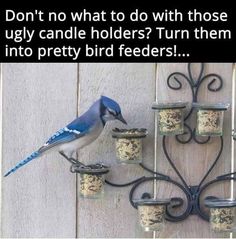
[59,151,85,166]
[59,151,108,173]
[86,163,109,169]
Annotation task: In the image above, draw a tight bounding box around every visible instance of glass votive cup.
[111,128,148,164]
[205,198,236,233]
[152,102,187,135]
[193,103,229,136]
[77,165,109,199]
[134,199,170,232]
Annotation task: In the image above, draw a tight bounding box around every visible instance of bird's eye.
[108,109,116,116]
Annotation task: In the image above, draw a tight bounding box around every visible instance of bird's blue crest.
[101,96,121,114]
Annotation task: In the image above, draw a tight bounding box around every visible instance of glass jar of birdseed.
[111,128,148,164]
[134,199,170,232]
[152,102,187,135]
[76,164,109,199]
[193,103,229,136]
[205,198,236,233]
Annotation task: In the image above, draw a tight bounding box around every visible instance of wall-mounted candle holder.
[112,128,148,164]
[193,103,229,136]
[66,63,236,233]
[205,198,236,233]
[152,102,187,136]
[134,198,170,232]
[75,164,109,199]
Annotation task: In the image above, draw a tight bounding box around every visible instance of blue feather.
[43,123,90,150]
[4,151,40,177]
[4,121,92,177]
[45,127,78,146]
[4,96,122,177]
[101,96,121,114]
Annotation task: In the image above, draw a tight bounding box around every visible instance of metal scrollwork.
[69,63,235,223]
[128,63,234,222]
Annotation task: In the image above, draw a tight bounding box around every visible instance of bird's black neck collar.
[100,100,106,127]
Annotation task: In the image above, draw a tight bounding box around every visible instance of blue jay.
[4,96,127,177]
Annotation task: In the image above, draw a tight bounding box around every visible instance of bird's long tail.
[4,151,41,177]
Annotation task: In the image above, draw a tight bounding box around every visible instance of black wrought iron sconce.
[69,63,236,233]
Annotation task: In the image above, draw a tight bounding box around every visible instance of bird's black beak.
[116,113,127,124]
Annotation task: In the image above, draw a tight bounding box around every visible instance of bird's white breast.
[59,119,104,156]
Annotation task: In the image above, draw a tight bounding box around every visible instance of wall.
[0,63,235,238]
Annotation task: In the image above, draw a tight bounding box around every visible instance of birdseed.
[158,109,184,135]
[80,173,104,197]
[115,138,142,163]
[210,207,235,232]
[197,110,223,136]
[138,205,165,230]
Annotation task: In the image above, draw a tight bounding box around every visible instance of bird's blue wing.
[45,127,79,145]
[39,122,90,153]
